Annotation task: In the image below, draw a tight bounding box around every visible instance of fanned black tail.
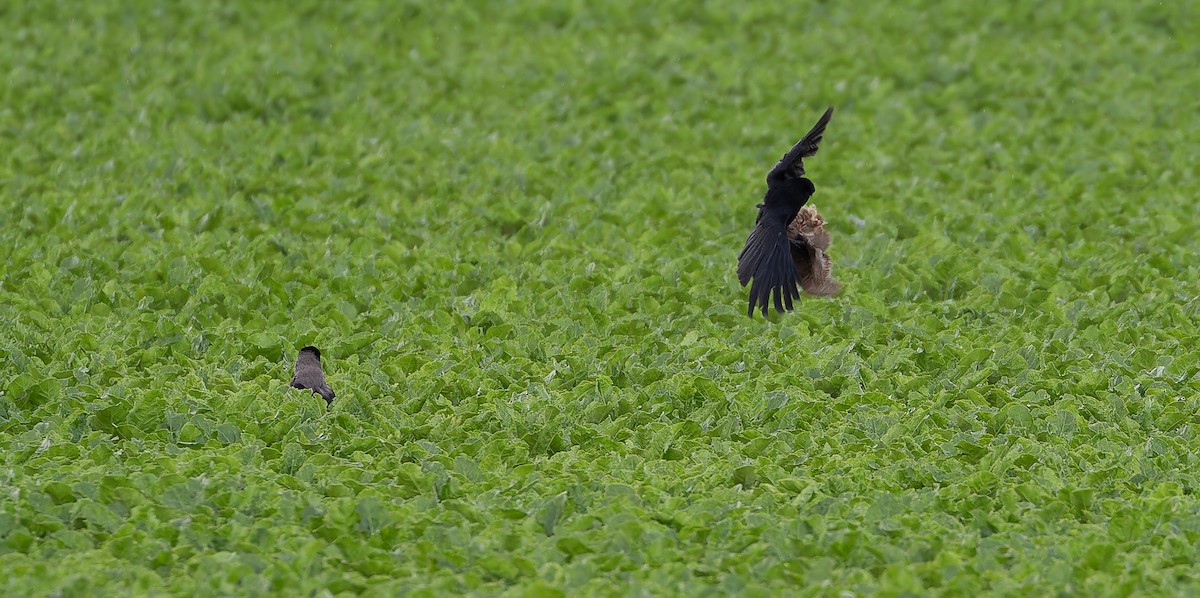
[737,220,801,318]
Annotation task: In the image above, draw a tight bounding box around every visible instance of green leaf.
[556,536,594,557]
[538,492,567,536]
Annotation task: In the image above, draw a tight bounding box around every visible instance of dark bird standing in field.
[737,106,839,317]
[291,346,335,407]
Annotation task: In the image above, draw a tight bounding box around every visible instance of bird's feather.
[739,107,836,318]
[292,347,335,406]
[788,205,842,297]
[766,106,834,184]
[738,220,801,317]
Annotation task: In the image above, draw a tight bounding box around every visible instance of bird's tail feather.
[318,385,335,404]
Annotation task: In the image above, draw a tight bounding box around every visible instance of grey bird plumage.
[291,346,335,406]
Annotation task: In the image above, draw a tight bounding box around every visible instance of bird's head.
[299,346,322,359]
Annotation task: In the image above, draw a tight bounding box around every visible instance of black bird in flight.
[737,106,835,318]
[291,346,335,407]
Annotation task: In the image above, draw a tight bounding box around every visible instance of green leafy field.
[3,0,1199,595]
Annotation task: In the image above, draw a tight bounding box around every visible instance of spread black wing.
[766,106,834,184]
[737,210,801,318]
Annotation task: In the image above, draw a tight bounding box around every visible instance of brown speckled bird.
[787,205,842,297]
[291,346,335,407]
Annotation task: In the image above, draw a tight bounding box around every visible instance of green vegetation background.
[2,0,1199,595]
